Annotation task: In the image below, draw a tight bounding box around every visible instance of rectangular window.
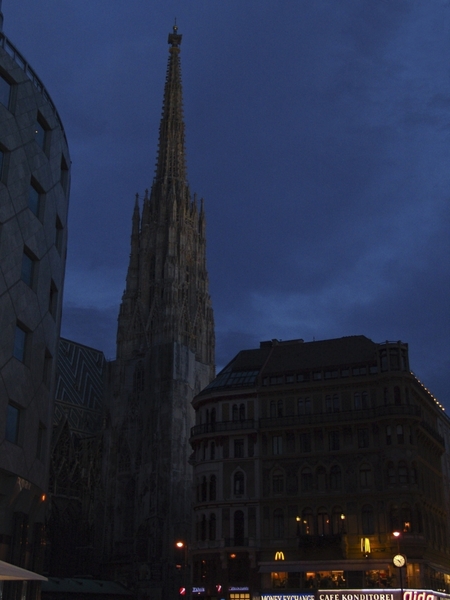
[29,182,41,217]
[13,324,28,362]
[234,439,244,458]
[357,428,370,448]
[36,423,46,460]
[55,216,64,253]
[286,432,295,453]
[272,435,283,455]
[299,432,311,453]
[49,280,58,317]
[329,430,340,451]
[21,249,35,287]
[60,155,69,193]
[43,348,53,387]
[34,114,49,152]
[0,74,11,108]
[6,404,20,444]
[314,429,324,451]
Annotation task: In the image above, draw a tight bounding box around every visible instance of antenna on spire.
[168,19,182,47]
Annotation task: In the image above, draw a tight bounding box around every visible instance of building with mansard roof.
[0,2,71,597]
[101,25,215,600]
[190,336,450,600]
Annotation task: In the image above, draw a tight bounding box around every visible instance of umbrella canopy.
[0,560,47,581]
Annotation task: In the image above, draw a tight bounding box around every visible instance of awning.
[0,560,47,581]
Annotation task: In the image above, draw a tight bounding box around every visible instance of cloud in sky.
[4,0,449,406]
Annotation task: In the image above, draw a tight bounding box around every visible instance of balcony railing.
[191,419,256,437]
[259,404,422,428]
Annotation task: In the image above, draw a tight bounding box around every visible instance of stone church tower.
[103,26,215,599]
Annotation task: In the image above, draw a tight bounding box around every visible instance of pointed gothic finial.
[144,189,149,200]
[152,24,187,192]
[135,192,139,207]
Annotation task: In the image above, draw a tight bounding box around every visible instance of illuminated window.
[317,508,330,535]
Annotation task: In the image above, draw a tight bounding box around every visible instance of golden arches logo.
[274,551,285,561]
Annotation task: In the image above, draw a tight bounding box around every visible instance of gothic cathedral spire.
[106,27,215,599]
[116,24,215,367]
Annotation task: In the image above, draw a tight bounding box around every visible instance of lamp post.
[392,531,406,600]
[175,541,189,600]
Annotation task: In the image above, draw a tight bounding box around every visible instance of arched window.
[270,400,276,417]
[272,470,284,494]
[201,514,207,541]
[301,468,313,492]
[359,464,372,489]
[394,386,401,405]
[330,465,342,490]
[398,461,408,484]
[397,425,404,444]
[239,403,245,421]
[301,508,314,535]
[354,393,361,409]
[232,404,238,421]
[317,466,326,491]
[209,513,216,541]
[273,509,284,538]
[317,507,330,535]
[211,408,216,430]
[210,441,215,460]
[234,510,245,546]
[362,504,374,535]
[234,471,244,496]
[331,506,345,534]
[201,476,207,501]
[209,475,216,501]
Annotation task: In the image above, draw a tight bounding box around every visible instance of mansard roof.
[202,335,382,393]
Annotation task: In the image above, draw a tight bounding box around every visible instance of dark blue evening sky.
[4,1,449,407]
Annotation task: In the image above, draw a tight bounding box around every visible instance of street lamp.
[392,531,406,600]
[175,541,189,599]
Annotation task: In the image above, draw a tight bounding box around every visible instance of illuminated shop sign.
[318,592,449,600]
[319,594,395,600]
[261,595,314,600]
[230,586,250,592]
[192,587,206,594]
[262,592,450,600]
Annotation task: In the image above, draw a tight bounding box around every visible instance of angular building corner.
[0,3,71,595]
